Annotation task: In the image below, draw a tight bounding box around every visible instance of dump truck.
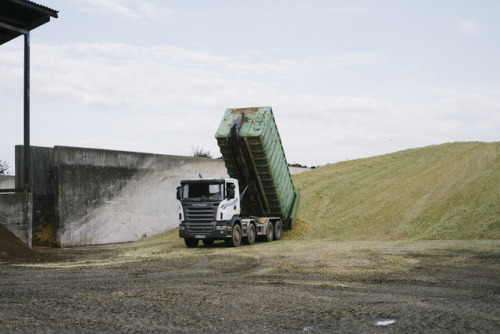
[177,106,300,247]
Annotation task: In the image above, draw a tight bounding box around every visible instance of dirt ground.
[0,235,499,333]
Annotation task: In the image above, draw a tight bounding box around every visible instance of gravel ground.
[0,238,499,333]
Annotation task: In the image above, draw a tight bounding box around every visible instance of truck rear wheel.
[244,223,256,245]
[226,224,242,247]
[265,222,274,242]
[273,220,282,240]
[184,238,199,248]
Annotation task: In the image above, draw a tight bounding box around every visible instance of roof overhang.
[0,0,58,44]
[0,0,58,194]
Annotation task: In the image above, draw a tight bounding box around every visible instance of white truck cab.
[177,178,280,247]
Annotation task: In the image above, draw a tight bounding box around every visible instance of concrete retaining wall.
[0,146,52,247]
[54,146,228,246]
[13,146,55,247]
[0,193,32,246]
[0,176,15,189]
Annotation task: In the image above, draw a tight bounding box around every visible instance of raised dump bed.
[215,107,300,229]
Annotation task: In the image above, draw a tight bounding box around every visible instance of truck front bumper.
[179,223,233,240]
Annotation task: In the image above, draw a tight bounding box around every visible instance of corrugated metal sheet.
[0,0,58,45]
[215,107,299,227]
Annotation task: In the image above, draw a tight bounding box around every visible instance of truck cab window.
[208,184,223,200]
[181,183,223,201]
[227,183,235,199]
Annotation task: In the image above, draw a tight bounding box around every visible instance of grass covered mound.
[290,142,500,241]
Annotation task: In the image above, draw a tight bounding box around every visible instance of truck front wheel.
[184,238,199,248]
[226,224,242,247]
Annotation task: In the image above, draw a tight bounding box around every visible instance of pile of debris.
[0,224,37,261]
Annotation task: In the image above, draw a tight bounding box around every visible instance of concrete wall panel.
[0,193,32,246]
[54,146,228,246]
[14,146,55,247]
[0,176,15,189]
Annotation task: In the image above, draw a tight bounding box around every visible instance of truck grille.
[183,205,217,233]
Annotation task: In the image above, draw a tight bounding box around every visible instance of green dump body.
[215,107,300,229]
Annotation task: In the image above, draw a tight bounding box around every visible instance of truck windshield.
[181,182,224,202]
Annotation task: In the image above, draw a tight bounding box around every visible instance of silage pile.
[289,142,500,241]
[0,224,37,261]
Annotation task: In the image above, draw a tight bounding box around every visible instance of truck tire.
[273,220,282,240]
[184,238,199,248]
[244,223,256,245]
[265,222,274,242]
[226,224,242,247]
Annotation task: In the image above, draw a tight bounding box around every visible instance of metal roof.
[0,0,58,44]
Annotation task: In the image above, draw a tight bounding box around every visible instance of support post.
[24,31,30,193]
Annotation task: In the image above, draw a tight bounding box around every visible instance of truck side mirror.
[227,184,235,199]
[176,186,181,201]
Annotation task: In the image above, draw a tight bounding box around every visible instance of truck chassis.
[182,217,282,248]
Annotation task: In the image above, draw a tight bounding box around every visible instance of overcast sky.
[1,0,499,168]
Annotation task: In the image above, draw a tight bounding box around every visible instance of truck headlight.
[179,226,185,231]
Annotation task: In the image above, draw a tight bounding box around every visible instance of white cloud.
[457,20,480,34]
[76,0,164,19]
[272,85,500,165]
[328,7,368,13]
[0,42,23,96]
[1,40,499,166]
